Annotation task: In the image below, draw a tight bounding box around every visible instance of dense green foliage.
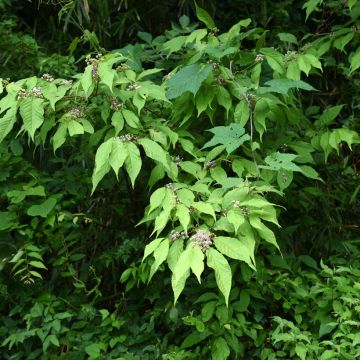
[0,0,360,359]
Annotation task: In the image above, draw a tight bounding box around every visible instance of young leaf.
[206,248,232,306]
[148,238,170,281]
[109,138,127,178]
[189,245,204,283]
[176,204,191,233]
[194,2,216,29]
[27,198,57,218]
[92,140,113,193]
[0,106,17,143]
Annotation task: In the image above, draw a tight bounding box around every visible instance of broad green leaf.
[249,216,279,250]
[27,198,57,218]
[143,238,163,261]
[216,87,232,118]
[19,98,44,140]
[303,0,322,20]
[314,105,344,128]
[193,201,216,220]
[260,48,285,74]
[98,58,119,92]
[189,245,205,283]
[167,239,184,272]
[172,247,192,303]
[53,123,67,153]
[149,187,167,214]
[234,100,249,127]
[277,169,293,190]
[67,120,84,136]
[0,211,17,231]
[211,337,230,360]
[214,236,255,270]
[149,238,170,281]
[257,79,316,94]
[176,204,191,233]
[92,139,113,193]
[0,106,17,143]
[81,65,94,97]
[203,123,250,154]
[123,142,142,187]
[152,208,172,237]
[227,209,246,235]
[162,36,187,55]
[350,47,360,73]
[263,152,302,172]
[194,2,215,29]
[111,111,124,135]
[29,261,47,270]
[109,138,127,178]
[277,32,298,44]
[167,63,212,99]
[138,138,169,170]
[122,109,141,129]
[206,248,232,306]
[254,98,269,140]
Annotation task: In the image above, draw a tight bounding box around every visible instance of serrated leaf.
[167,63,212,99]
[111,111,124,135]
[203,123,250,154]
[81,65,94,97]
[143,238,163,261]
[138,138,169,170]
[206,248,232,306]
[189,245,204,283]
[123,141,142,187]
[257,79,316,94]
[167,239,184,272]
[176,204,191,233]
[109,138,127,178]
[214,236,255,270]
[249,216,279,250]
[193,201,216,220]
[122,109,141,129]
[92,139,113,193]
[172,247,192,303]
[0,106,17,143]
[19,97,44,140]
[149,238,169,281]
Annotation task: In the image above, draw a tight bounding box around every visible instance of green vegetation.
[0,0,359,358]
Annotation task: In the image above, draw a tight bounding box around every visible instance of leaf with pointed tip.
[148,238,169,281]
[206,248,232,306]
[123,142,142,187]
[92,139,113,193]
[0,106,17,143]
[19,98,44,140]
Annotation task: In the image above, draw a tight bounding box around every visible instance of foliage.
[0,0,360,358]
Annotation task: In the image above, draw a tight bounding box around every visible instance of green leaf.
[143,238,163,261]
[257,79,316,94]
[138,138,169,170]
[149,187,167,214]
[194,2,215,29]
[249,216,279,250]
[109,138,127,178]
[19,98,44,140]
[167,239,184,272]
[277,169,293,190]
[214,236,255,270]
[314,105,344,128]
[67,120,84,136]
[53,123,67,153]
[81,65,94,97]
[167,63,212,99]
[295,343,307,360]
[29,261,47,270]
[176,204,191,233]
[172,247,192,303]
[260,48,285,74]
[350,47,360,73]
[189,245,204,283]
[193,201,216,220]
[263,152,302,172]
[123,142,142,187]
[149,238,170,281]
[0,106,17,143]
[206,248,232,306]
[203,123,250,154]
[121,109,141,129]
[92,139,113,193]
[27,198,57,218]
[302,0,322,20]
[277,32,298,44]
[111,111,124,135]
[211,337,230,360]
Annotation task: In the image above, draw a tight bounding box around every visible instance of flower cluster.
[1,78,10,87]
[285,50,297,63]
[62,79,73,86]
[190,229,214,252]
[127,83,141,91]
[169,230,188,241]
[204,160,216,170]
[119,134,137,142]
[85,54,103,80]
[174,155,182,167]
[110,97,123,111]
[41,73,54,82]
[116,63,130,72]
[17,87,43,100]
[166,183,174,190]
[69,106,85,118]
[232,200,241,208]
[255,54,265,63]
[240,207,249,217]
